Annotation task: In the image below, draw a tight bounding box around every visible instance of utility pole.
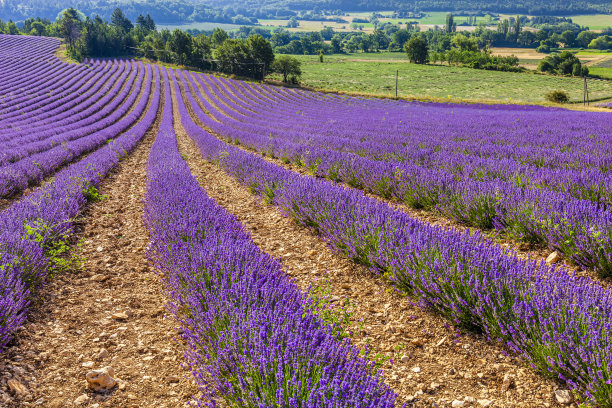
[583,76,590,106]
[395,70,399,98]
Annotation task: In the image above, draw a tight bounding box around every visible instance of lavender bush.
[172,67,612,406]
[144,68,398,407]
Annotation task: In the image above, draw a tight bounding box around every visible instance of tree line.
[0,9,303,84]
[1,0,611,24]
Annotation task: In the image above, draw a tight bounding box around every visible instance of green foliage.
[168,28,192,65]
[306,278,356,339]
[404,36,428,64]
[545,90,570,103]
[271,55,302,83]
[214,35,274,79]
[588,35,612,50]
[110,8,133,32]
[82,183,107,203]
[58,7,82,52]
[211,27,229,47]
[538,51,586,76]
[24,220,83,275]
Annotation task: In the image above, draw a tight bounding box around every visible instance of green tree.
[247,34,275,69]
[331,35,342,53]
[191,34,212,67]
[445,13,456,33]
[588,35,612,50]
[320,27,335,40]
[287,17,299,28]
[576,31,598,48]
[6,21,19,35]
[561,30,576,47]
[110,8,133,32]
[513,15,522,41]
[58,8,82,50]
[136,14,148,31]
[404,36,428,64]
[211,28,229,47]
[390,29,411,51]
[214,39,250,75]
[144,14,156,31]
[371,30,390,51]
[452,34,478,52]
[271,55,302,83]
[30,21,46,36]
[168,29,192,65]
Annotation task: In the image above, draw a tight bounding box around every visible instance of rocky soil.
[172,88,574,408]
[0,98,197,407]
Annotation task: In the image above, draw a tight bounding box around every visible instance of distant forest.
[2,0,611,24]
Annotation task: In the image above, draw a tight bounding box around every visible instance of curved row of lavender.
[185,72,612,277]
[144,67,397,407]
[0,35,160,351]
[170,67,612,406]
[0,56,151,198]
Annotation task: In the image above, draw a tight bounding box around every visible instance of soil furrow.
[184,74,599,286]
[0,81,196,408]
[171,84,565,408]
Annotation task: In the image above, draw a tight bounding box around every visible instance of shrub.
[545,90,570,103]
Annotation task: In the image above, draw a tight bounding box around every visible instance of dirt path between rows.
[0,87,196,407]
[171,85,566,407]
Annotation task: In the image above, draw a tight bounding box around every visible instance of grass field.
[588,67,612,78]
[256,12,611,34]
[567,14,612,30]
[157,22,240,32]
[288,54,612,103]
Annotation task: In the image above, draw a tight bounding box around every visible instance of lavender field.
[1,34,612,407]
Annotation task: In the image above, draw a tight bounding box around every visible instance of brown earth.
[172,81,571,408]
[0,81,198,408]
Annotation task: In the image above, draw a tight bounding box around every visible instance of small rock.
[97,349,108,360]
[82,361,95,368]
[411,366,421,373]
[118,382,126,391]
[546,251,561,265]
[111,312,128,320]
[7,379,28,397]
[127,394,137,400]
[477,399,493,407]
[555,390,573,405]
[74,394,89,405]
[90,274,109,282]
[86,366,117,392]
[96,246,103,252]
[501,373,515,392]
[465,396,476,403]
[400,354,410,363]
[410,338,424,347]
[167,375,180,383]
[452,400,466,408]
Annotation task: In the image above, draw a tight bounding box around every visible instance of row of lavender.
[172,67,612,406]
[0,42,156,200]
[0,36,160,351]
[217,80,612,175]
[144,68,396,406]
[189,73,612,277]
[0,61,146,197]
[223,80,612,203]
